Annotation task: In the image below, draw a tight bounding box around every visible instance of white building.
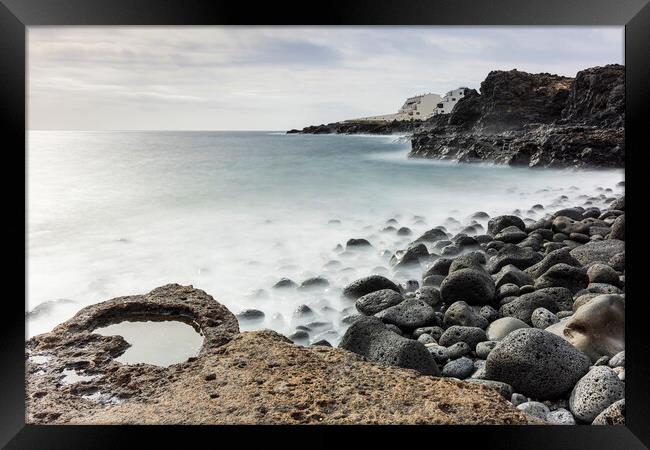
[433,87,471,115]
[350,93,443,122]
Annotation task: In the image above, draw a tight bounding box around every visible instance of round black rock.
[440,268,495,306]
[355,289,404,316]
[342,275,400,300]
[439,326,487,350]
[338,316,439,375]
[485,328,590,399]
[375,298,437,329]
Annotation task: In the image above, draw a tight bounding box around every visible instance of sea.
[27,130,624,359]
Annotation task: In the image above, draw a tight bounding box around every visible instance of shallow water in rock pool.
[28,130,623,349]
[94,320,204,367]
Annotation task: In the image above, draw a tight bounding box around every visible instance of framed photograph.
[2,0,648,446]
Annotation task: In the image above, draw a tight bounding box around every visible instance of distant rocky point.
[287,119,424,135]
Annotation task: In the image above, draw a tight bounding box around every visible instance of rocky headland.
[287,119,425,135]
[26,190,625,425]
[289,64,624,169]
[410,65,624,168]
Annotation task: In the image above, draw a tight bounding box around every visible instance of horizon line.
[28,129,290,132]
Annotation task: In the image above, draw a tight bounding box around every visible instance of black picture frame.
[2,0,648,447]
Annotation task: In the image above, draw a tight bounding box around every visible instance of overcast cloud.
[28,27,623,131]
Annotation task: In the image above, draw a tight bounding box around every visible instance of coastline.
[27,187,625,425]
[289,64,625,170]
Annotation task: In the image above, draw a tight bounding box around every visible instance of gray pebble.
[531,307,559,329]
[476,340,498,359]
[426,344,449,364]
[569,366,625,422]
[517,401,550,421]
[439,325,487,349]
[417,333,437,345]
[608,350,624,368]
[511,393,528,407]
[446,341,471,360]
[546,408,576,425]
[442,356,474,379]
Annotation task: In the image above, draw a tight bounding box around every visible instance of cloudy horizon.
[28,26,623,131]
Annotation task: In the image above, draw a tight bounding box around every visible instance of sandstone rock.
[548,294,624,362]
[26,285,533,425]
[466,379,513,400]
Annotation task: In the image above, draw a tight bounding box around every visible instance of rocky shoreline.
[286,119,425,135]
[288,64,624,169]
[26,188,625,425]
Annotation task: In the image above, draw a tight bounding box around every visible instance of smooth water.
[27,131,623,345]
[94,320,204,366]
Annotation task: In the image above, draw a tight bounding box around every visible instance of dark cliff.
[287,119,424,135]
[410,65,624,168]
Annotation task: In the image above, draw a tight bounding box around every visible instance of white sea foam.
[27,131,624,348]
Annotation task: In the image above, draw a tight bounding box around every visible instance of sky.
[28,27,623,131]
